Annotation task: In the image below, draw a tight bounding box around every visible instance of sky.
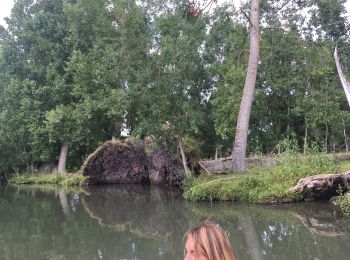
[0,0,350,26]
[0,0,14,26]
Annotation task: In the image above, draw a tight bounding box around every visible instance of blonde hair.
[184,222,236,260]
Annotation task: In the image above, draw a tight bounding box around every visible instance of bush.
[335,193,350,215]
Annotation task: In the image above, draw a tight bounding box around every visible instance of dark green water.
[1,185,350,260]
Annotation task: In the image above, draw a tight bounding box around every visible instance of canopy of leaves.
[0,0,350,172]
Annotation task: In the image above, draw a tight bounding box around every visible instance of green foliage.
[0,0,70,171]
[130,6,212,152]
[181,175,196,193]
[335,193,350,215]
[309,0,347,40]
[211,66,245,140]
[276,135,300,155]
[182,136,203,160]
[1,0,350,175]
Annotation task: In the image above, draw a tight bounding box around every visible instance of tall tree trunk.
[179,139,191,177]
[232,0,260,172]
[303,118,308,155]
[342,115,349,152]
[335,46,350,152]
[287,100,290,133]
[112,120,122,140]
[57,143,68,173]
[334,46,350,107]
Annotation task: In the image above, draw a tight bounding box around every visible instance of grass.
[183,153,350,203]
[9,172,86,186]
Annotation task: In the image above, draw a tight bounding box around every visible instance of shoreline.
[5,153,350,215]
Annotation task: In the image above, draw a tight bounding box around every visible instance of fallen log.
[289,171,350,200]
[198,156,277,174]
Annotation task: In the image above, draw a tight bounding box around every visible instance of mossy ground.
[9,172,86,186]
[183,153,350,203]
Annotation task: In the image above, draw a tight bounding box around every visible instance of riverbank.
[5,153,350,214]
[183,154,350,206]
[9,172,86,186]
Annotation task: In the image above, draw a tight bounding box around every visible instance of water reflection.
[1,185,350,260]
[238,216,264,260]
[82,185,187,258]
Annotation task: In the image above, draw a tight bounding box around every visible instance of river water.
[1,184,350,260]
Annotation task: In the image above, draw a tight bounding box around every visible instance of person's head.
[184,221,236,260]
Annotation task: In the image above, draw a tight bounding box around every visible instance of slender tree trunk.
[179,139,191,177]
[232,0,260,172]
[112,120,122,140]
[334,47,350,153]
[287,101,290,133]
[325,123,328,153]
[334,46,350,107]
[57,143,68,173]
[303,118,308,155]
[342,115,349,152]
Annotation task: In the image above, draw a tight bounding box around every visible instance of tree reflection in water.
[238,216,264,260]
[1,185,350,259]
[82,185,187,258]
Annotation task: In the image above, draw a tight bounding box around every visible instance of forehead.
[186,234,207,252]
[185,235,195,248]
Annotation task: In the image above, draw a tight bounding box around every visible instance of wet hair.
[184,221,236,260]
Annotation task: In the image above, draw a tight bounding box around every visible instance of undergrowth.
[335,193,350,215]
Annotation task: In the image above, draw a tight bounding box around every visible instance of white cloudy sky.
[0,0,349,26]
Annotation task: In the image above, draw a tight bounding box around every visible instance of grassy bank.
[183,153,350,203]
[9,172,86,186]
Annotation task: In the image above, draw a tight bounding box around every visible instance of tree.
[232,0,260,172]
[309,0,347,42]
[0,0,72,172]
[204,4,248,156]
[127,1,212,176]
[1,0,350,175]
